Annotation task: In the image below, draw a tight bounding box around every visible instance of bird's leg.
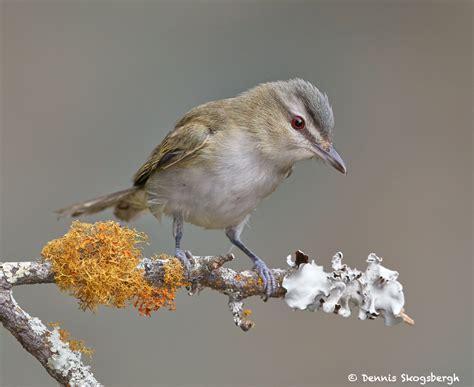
[173,212,191,273]
[225,226,276,298]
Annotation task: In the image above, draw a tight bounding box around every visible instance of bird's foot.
[253,258,277,300]
[175,248,192,275]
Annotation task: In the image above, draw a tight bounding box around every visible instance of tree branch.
[0,273,101,386]
[0,224,414,386]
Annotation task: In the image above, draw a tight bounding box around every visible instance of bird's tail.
[56,187,148,222]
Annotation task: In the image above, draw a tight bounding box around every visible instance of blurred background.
[1,1,472,386]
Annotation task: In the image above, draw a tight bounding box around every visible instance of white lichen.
[29,317,48,336]
[47,328,102,386]
[282,252,408,326]
[229,299,245,327]
[1,262,32,284]
[9,295,48,336]
[282,261,330,309]
[220,267,237,283]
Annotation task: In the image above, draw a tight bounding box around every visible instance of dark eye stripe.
[293,88,322,130]
[271,89,321,144]
[300,127,320,147]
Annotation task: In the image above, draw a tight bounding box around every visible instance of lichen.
[283,252,412,326]
[1,262,32,284]
[282,260,330,309]
[41,221,187,316]
[29,317,48,336]
[46,327,100,386]
[49,322,94,358]
[134,254,189,317]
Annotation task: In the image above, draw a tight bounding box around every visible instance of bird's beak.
[314,145,347,174]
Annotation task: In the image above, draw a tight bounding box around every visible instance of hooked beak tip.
[336,164,348,175]
[331,161,347,175]
[321,146,347,175]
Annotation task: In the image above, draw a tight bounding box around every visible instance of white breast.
[145,131,290,229]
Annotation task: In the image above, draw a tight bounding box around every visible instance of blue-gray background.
[1,1,472,386]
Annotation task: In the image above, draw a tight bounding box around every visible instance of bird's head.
[238,78,347,174]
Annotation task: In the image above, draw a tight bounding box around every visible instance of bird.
[57,78,347,297]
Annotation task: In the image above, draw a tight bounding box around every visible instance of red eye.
[291,115,305,130]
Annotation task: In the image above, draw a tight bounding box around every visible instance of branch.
[1,255,287,330]
[0,274,101,386]
[1,252,413,329]
[0,222,414,385]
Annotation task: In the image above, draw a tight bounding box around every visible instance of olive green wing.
[133,124,210,186]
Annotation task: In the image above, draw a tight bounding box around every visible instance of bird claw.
[253,259,277,300]
[175,248,192,275]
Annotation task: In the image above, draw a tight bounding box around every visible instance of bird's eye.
[291,115,305,130]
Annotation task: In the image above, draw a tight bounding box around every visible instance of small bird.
[58,79,346,297]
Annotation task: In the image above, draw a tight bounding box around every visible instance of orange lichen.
[134,255,189,317]
[49,322,94,357]
[243,309,252,317]
[42,221,187,315]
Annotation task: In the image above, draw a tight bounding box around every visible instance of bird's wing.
[133,124,211,186]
